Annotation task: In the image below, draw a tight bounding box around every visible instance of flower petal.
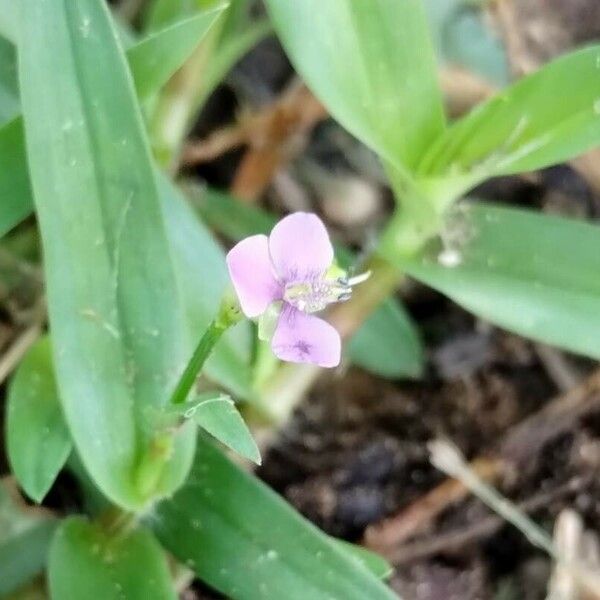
[271,307,341,367]
[226,235,281,318]
[269,212,334,281]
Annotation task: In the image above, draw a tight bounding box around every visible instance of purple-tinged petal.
[226,235,282,318]
[271,307,340,367]
[269,212,334,282]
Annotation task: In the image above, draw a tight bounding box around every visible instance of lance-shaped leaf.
[153,437,398,600]
[49,518,175,600]
[403,203,600,359]
[18,0,195,509]
[0,5,228,237]
[418,45,600,179]
[265,0,445,170]
[7,337,72,503]
[127,7,224,100]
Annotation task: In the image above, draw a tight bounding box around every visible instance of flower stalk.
[170,295,242,406]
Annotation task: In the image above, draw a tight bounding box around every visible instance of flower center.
[283,272,369,314]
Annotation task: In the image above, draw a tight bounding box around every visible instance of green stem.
[170,295,242,406]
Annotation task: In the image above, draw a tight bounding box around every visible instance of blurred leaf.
[19,0,195,508]
[160,177,252,397]
[153,437,398,600]
[334,540,393,580]
[0,34,18,124]
[0,117,32,238]
[423,0,508,86]
[194,187,424,379]
[185,395,260,464]
[404,203,600,358]
[0,0,17,43]
[349,299,423,379]
[144,0,225,31]
[7,337,72,503]
[419,46,600,179]
[0,481,57,597]
[128,7,224,100]
[265,0,445,170]
[48,518,175,600]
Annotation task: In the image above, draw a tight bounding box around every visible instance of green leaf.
[144,0,224,31]
[48,518,176,600]
[0,117,32,238]
[264,0,445,170]
[349,299,423,379]
[153,438,398,600]
[0,481,57,597]
[403,202,600,359]
[0,7,231,240]
[334,539,393,580]
[127,8,224,101]
[0,34,18,124]
[194,187,424,379]
[419,45,600,179]
[7,337,72,503]
[186,395,260,464]
[19,0,195,508]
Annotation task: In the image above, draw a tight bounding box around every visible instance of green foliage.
[404,203,600,359]
[19,0,194,509]
[419,46,600,181]
[126,7,224,100]
[265,0,445,170]
[0,482,56,596]
[183,395,261,464]
[7,338,72,503]
[153,437,398,600]
[48,518,175,600]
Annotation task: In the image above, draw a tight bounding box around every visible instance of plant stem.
[170,296,242,406]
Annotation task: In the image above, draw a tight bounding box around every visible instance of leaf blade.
[264,0,445,170]
[19,0,194,508]
[404,203,600,358]
[49,518,176,600]
[7,337,72,503]
[419,46,600,178]
[153,438,398,600]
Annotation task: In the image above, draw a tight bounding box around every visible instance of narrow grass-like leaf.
[403,203,600,358]
[128,8,223,100]
[265,0,445,170]
[153,437,398,600]
[186,395,260,464]
[0,482,57,597]
[19,0,195,508]
[419,45,600,179]
[49,518,175,600]
[7,337,72,503]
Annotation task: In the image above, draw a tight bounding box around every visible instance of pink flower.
[226,212,365,368]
